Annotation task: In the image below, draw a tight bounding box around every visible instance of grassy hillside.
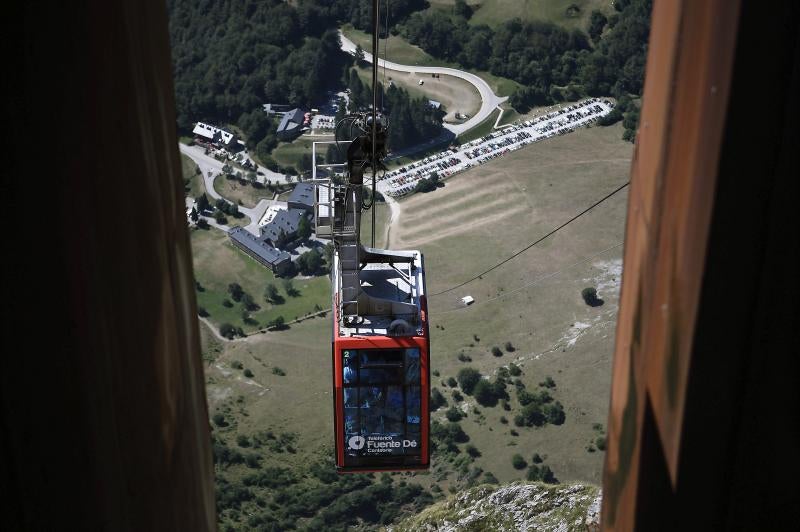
[428,0,614,30]
[212,176,275,208]
[394,122,630,485]
[191,228,330,334]
[198,121,631,528]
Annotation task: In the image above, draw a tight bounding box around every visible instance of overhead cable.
[435,242,623,314]
[429,181,630,297]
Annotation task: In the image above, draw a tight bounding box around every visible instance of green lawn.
[272,136,316,173]
[191,228,331,333]
[213,175,274,208]
[429,0,613,30]
[343,24,439,67]
[181,154,205,198]
[456,108,501,143]
[497,104,522,127]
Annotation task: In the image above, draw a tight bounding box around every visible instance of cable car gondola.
[313,0,430,469]
[313,112,431,472]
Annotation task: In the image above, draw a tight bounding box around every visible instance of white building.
[192,122,238,149]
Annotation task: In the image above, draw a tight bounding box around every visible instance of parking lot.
[378,98,615,197]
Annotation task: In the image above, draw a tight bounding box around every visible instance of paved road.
[179,143,289,186]
[180,143,291,235]
[339,33,507,137]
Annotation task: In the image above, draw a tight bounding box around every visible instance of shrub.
[230,360,243,370]
[510,429,519,436]
[483,471,499,484]
[446,377,457,387]
[272,367,286,376]
[197,306,209,317]
[212,413,227,427]
[222,299,233,308]
[581,287,604,307]
[445,406,463,422]
[532,453,543,464]
[457,368,481,394]
[499,416,508,424]
[518,389,552,407]
[539,376,557,388]
[595,436,607,451]
[457,353,472,362]
[543,401,566,425]
[244,453,261,469]
[430,421,469,455]
[219,323,236,339]
[496,367,510,382]
[452,390,463,402]
[504,341,515,352]
[236,434,250,447]
[597,108,623,126]
[473,380,498,407]
[227,283,244,302]
[430,388,448,410]
[511,454,527,470]
[432,370,440,377]
[500,399,511,411]
[491,346,503,357]
[528,464,557,483]
[466,444,481,458]
[447,422,469,443]
[244,369,254,378]
[518,403,547,427]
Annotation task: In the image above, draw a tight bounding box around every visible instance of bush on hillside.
[457,367,482,395]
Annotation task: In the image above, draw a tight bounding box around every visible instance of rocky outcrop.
[389,482,601,532]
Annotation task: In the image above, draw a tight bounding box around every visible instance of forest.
[341,69,445,152]
[168,0,650,155]
[398,0,651,138]
[168,0,438,158]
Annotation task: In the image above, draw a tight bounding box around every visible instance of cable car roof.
[335,250,426,338]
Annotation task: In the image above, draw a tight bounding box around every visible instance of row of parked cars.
[380,98,614,197]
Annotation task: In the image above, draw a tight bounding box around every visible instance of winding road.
[339,33,507,136]
[180,143,285,235]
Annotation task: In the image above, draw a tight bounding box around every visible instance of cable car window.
[342,349,423,464]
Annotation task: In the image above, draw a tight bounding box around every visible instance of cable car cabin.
[332,249,430,473]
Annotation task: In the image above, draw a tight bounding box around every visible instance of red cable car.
[331,250,430,472]
[314,112,430,472]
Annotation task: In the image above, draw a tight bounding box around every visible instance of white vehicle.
[418,79,424,85]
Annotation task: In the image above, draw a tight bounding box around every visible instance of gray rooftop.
[277,108,306,133]
[260,208,308,243]
[288,182,315,209]
[228,227,290,264]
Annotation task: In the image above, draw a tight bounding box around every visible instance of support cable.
[370,0,380,248]
[435,242,623,314]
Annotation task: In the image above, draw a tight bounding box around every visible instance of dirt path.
[383,193,402,249]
